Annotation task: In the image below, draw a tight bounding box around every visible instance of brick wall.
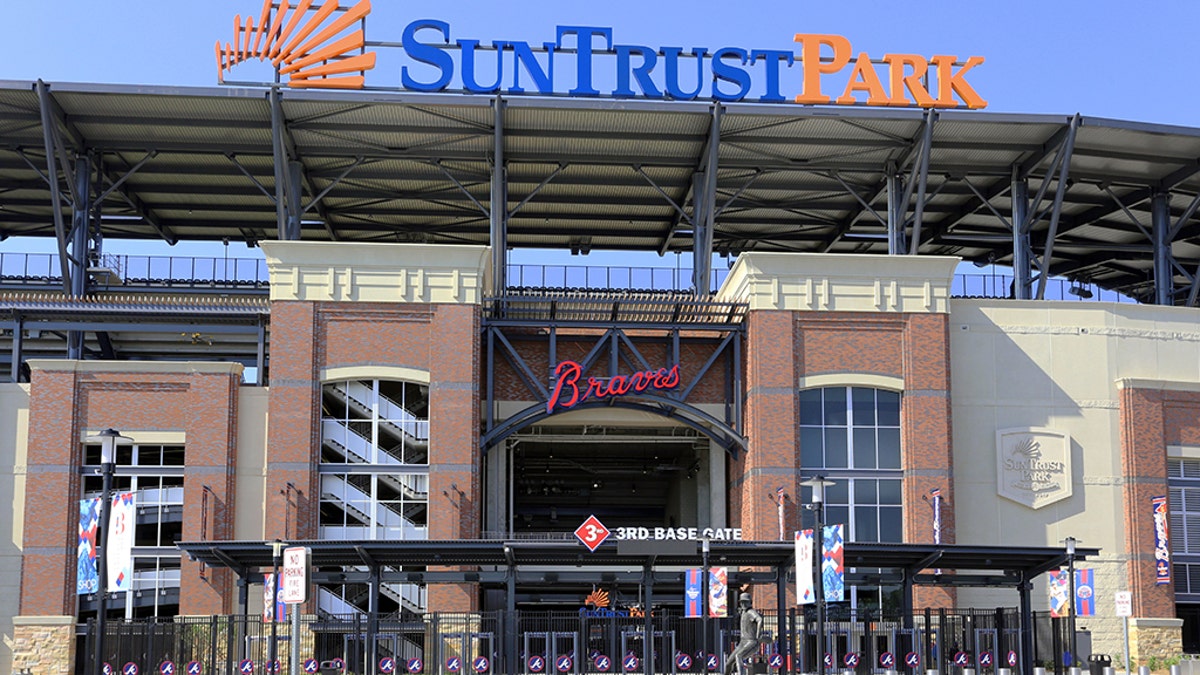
[20,362,242,617]
[1118,386,1200,619]
[277,301,483,612]
[737,310,955,607]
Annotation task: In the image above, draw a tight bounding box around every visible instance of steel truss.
[8,84,1200,308]
[481,295,747,456]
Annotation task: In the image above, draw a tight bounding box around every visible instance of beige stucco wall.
[951,298,1200,658]
[236,386,270,540]
[0,383,31,675]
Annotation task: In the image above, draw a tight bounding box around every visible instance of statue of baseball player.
[724,592,764,675]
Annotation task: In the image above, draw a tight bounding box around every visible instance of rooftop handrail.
[0,252,270,287]
[0,252,1141,302]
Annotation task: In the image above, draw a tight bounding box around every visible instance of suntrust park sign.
[217,2,987,108]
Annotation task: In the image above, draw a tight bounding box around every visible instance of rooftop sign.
[217,2,987,108]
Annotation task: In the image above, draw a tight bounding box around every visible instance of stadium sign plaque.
[217,3,986,108]
[996,428,1072,509]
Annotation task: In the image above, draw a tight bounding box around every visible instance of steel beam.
[1011,177,1031,299]
[907,110,937,254]
[693,106,721,294]
[1152,191,1173,305]
[1035,116,1079,300]
[490,97,507,299]
[886,167,904,254]
[286,160,303,240]
[67,154,91,359]
[270,87,289,240]
[36,81,73,292]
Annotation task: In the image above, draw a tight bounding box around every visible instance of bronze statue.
[724,592,763,675]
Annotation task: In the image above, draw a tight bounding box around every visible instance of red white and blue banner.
[1075,569,1095,616]
[107,492,136,592]
[709,567,728,617]
[1153,495,1171,585]
[263,573,286,622]
[77,497,102,594]
[796,529,815,605]
[1048,569,1069,618]
[931,488,943,574]
[822,524,845,603]
[685,569,703,617]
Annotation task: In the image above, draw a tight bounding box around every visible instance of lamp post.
[701,536,710,673]
[1064,537,1078,668]
[88,428,130,675]
[268,540,285,674]
[802,476,835,675]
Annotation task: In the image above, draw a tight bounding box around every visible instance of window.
[80,443,184,619]
[799,386,904,612]
[319,379,430,615]
[1170,459,1200,600]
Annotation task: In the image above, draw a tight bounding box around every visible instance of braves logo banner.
[1153,495,1170,584]
[822,524,844,603]
[685,569,703,618]
[1075,569,1095,616]
[796,529,815,605]
[107,492,136,592]
[77,497,102,594]
[1048,569,1069,618]
[709,566,728,617]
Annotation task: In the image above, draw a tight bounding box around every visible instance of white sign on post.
[281,546,309,604]
[1114,591,1133,617]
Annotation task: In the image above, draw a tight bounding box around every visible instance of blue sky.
[2,0,1198,268]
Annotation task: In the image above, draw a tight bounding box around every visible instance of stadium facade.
[3,24,1200,675]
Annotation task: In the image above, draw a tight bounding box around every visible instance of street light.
[701,536,710,674]
[1064,537,1078,668]
[802,476,835,675]
[268,540,285,675]
[88,428,130,675]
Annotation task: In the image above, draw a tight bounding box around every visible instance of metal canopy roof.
[5,80,1200,299]
[178,538,1098,588]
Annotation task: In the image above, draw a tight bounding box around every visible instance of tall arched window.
[799,386,903,612]
[320,379,429,615]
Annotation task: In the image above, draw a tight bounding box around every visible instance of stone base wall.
[12,616,76,675]
[1129,618,1183,666]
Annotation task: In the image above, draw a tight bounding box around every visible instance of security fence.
[82,608,1082,675]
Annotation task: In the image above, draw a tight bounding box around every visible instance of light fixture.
[1068,281,1094,299]
[84,428,131,674]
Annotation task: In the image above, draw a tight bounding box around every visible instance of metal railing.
[79,607,1083,675]
[0,252,1141,302]
[0,252,269,289]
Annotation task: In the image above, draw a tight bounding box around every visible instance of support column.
[287,160,304,241]
[490,98,507,299]
[886,166,904,255]
[1011,176,1031,299]
[693,105,720,294]
[1019,580,1034,675]
[1151,191,1173,306]
[270,88,288,241]
[67,154,91,358]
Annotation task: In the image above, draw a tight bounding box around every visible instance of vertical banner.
[796,529,814,605]
[685,569,703,617]
[77,497,102,594]
[1075,569,1095,616]
[708,566,728,617]
[263,573,286,622]
[1153,495,1171,585]
[106,492,136,593]
[822,524,845,603]
[1048,569,1069,618]
[931,488,943,574]
[776,486,786,541]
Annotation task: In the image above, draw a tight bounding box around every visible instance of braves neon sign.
[547,360,680,413]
